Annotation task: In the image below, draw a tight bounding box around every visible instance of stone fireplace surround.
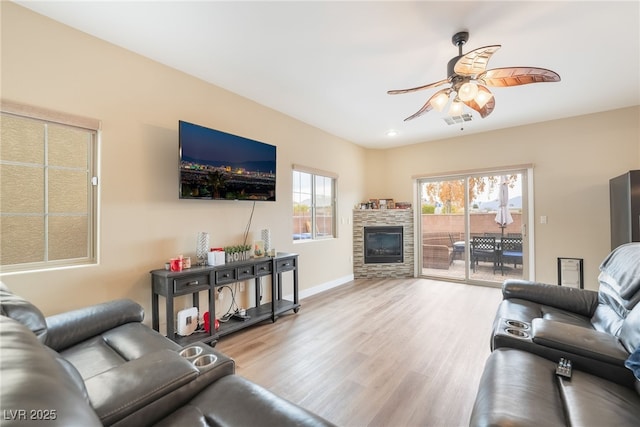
[353,209,414,278]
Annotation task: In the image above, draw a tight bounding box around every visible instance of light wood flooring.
[216,278,503,427]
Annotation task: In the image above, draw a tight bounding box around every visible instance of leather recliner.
[0,283,336,427]
[490,243,640,385]
[470,243,640,426]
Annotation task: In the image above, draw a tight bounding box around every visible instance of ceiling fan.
[388,31,561,121]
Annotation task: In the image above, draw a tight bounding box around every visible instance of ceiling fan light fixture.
[474,88,493,108]
[457,81,478,102]
[387,31,560,122]
[430,91,449,112]
[448,100,464,116]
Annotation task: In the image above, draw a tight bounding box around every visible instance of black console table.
[150,252,299,346]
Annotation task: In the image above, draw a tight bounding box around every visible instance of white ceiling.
[15,1,640,149]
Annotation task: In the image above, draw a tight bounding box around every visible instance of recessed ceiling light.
[386,129,398,137]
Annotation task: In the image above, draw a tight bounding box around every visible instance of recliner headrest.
[0,282,48,344]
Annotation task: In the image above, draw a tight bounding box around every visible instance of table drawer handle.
[186,280,199,286]
[242,269,251,274]
[222,273,230,278]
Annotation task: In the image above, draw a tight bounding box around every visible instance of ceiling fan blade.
[403,88,452,121]
[461,85,495,118]
[478,67,561,87]
[403,100,433,121]
[454,45,501,76]
[387,78,449,95]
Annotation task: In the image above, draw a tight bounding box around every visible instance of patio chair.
[449,233,465,263]
[499,237,523,274]
[472,236,498,273]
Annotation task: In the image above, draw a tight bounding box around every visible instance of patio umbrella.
[495,176,513,237]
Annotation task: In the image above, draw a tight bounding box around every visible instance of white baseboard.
[283,274,354,301]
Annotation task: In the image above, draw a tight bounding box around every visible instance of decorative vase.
[196,232,209,266]
[261,229,271,252]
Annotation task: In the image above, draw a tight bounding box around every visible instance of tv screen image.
[179,120,277,201]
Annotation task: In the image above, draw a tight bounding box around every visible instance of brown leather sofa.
[0,283,335,427]
[470,243,640,426]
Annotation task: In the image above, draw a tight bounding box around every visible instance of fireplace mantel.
[353,209,414,278]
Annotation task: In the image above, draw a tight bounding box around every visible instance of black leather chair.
[491,242,640,385]
[0,283,336,427]
[470,243,640,426]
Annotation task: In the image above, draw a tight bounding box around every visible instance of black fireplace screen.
[364,226,403,263]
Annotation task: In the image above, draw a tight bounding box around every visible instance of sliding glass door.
[418,169,529,285]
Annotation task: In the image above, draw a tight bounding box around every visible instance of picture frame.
[557,257,584,289]
[379,198,395,209]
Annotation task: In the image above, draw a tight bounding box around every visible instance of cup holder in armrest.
[504,319,530,330]
[504,327,530,339]
[192,354,218,369]
[179,346,204,359]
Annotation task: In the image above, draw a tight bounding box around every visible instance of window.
[292,166,336,241]
[0,102,99,272]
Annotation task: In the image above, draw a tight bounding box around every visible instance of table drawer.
[237,265,255,281]
[275,258,296,272]
[254,261,272,276]
[215,268,237,284]
[173,274,209,294]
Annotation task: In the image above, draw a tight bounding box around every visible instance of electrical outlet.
[217,289,224,300]
[239,282,245,292]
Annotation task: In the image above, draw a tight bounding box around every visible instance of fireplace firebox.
[364,226,403,264]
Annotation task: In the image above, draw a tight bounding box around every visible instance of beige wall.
[1,1,638,323]
[1,3,364,321]
[365,108,640,287]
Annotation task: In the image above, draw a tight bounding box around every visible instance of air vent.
[443,114,473,125]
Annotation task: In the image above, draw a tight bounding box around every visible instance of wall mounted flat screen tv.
[179,120,276,201]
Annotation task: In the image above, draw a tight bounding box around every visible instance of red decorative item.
[203,311,210,332]
[202,312,219,332]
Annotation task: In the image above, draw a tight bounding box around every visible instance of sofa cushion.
[0,282,48,343]
[60,323,182,380]
[45,347,91,404]
[470,348,567,427]
[153,375,336,427]
[558,368,640,425]
[470,348,640,427]
[0,316,101,426]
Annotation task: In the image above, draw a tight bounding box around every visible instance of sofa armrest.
[502,279,599,317]
[84,349,199,426]
[532,318,629,365]
[45,299,144,351]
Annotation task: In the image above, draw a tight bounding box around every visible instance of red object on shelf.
[203,311,219,332]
